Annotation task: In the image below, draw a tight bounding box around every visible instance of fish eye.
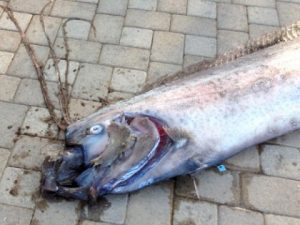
[89,125,104,135]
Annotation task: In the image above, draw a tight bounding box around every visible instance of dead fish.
[41,40,300,200]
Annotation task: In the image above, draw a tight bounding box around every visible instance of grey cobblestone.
[265,214,300,225]
[97,0,128,16]
[0,75,20,101]
[151,31,184,64]
[0,148,9,176]
[218,30,249,54]
[248,7,279,26]
[0,51,14,74]
[269,130,300,148]
[120,27,153,49]
[100,44,150,70]
[125,9,171,31]
[187,0,217,19]
[0,11,32,31]
[81,221,113,225]
[232,0,275,7]
[249,24,278,39]
[184,55,207,67]
[69,98,102,120]
[58,19,91,40]
[9,0,52,14]
[147,61,181,84]
[277,2,300,26]
[107,91,134,103]
[171,15,216,37]
[242,174,300,217]
[158,0,187,14]
[0,30,20,52]
[185,35,217,57]
[0,204,33,225]
[128,0,158,11]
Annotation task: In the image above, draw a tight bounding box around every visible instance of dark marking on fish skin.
[252,77,272,93]
[290,119,298,128]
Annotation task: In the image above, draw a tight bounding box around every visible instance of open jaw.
[41,114,173,200]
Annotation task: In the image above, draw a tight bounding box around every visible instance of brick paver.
[0,0,299,224]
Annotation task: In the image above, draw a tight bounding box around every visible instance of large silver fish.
[41,39,300,200]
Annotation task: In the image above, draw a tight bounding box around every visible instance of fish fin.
[163,126,190,148]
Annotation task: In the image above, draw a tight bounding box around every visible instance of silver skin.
[45,40,300,199]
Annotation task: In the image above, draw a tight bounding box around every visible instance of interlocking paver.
[147,62,181,84]
[120,27,153,49]
[72,63,112,101]
[0,204,33,225]
[126,182,173,225]
[151,31,184,64]
[128,0,157,10]
[218,30,249,54]
[69,98,102,120]
[187,0,216,19]
[0,102,27,149]
[21,107,59,138]
[9,135,63,170]
[107,91,134,103]
[242,174,300,217]
[90,14,124,44]
[51,0,96,20]
[26,15,62,46]
[9,0,52,14]
[218,3,248,32]
[232,0,275,7]
[54,38,102,63]
[0,11,32,31]
[0,75,20,101]
[125,9,171,31]
[185,35,217,57]
[265,214,300,225]
[100,45,150,70]
[219,205,264,225]
[158,0,187,14]
[173,199,218,225]
[0,51,14,74]
[97,0,128,16]
[81,221,113,225]
[277,2,300,26]
[249,24,278,39]
[248,7,279,26]
[110,67,147,93]
[58,19,91,40]
[0,148,9,176]
[171,15,216,37]
[261,145,300,180]
[184,55,207,67]
[0,167,41,208]
[269,130,300,148]
[7,44,50,78]
[225,146,260,172]
[0,30,20,52]
[32,199,80,225]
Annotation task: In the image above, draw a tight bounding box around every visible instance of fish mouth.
[41,114,172,200]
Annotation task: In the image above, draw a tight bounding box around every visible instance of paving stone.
[9,135,63,170]
[0,204,33,225]
[268,130,300,148]
[69,98,102,120]
[126,182,173,225]
[185,35,217,57]
[183,55,207,67]
[147,62,181,84]
[242,174,300,217]
[97,0,128,16]
[100,45,150,70]
[14,79,59,108]
[173,199,217,225]
[0,1,7,16]
[277,2,300,26]
[0,30,20,52]
[32,199,79,225]
[0,51,13,74]
[248,7,279,26]
[261,145,300,180]
[0,11,32,31]
[110,68,147,93]
[9,0,52,14]
[0,102,27,149]
[225,146,260,172]
[187,0,217,19]
[219,205,264,225]
[232,0,275,7]
[51,0,96,20]
[218,30,249,54]
[0,167,41,208]
[218,3,248,32]
[0,75,20,101]
[58,19,91,40]
[158,0,187,14]
[249,24,279,39]
[72,63,112,101]
[54,38,101,63]
[278,0,300,3]
[120,27,153,49]
[83,194,128,224]
[107,91,134,103]
[151,31,184,64]
[81,221,113,225]
[90,14,123,44]
[26,15,61,46]
[43,58,79,85]
[7,44,49,78]
[171,15,216,37]
[0,148,9,176]
[265,214,300,225]
[128,0,157,10]
[125,9,171,31]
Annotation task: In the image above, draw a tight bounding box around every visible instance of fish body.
[42,40,300,200]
